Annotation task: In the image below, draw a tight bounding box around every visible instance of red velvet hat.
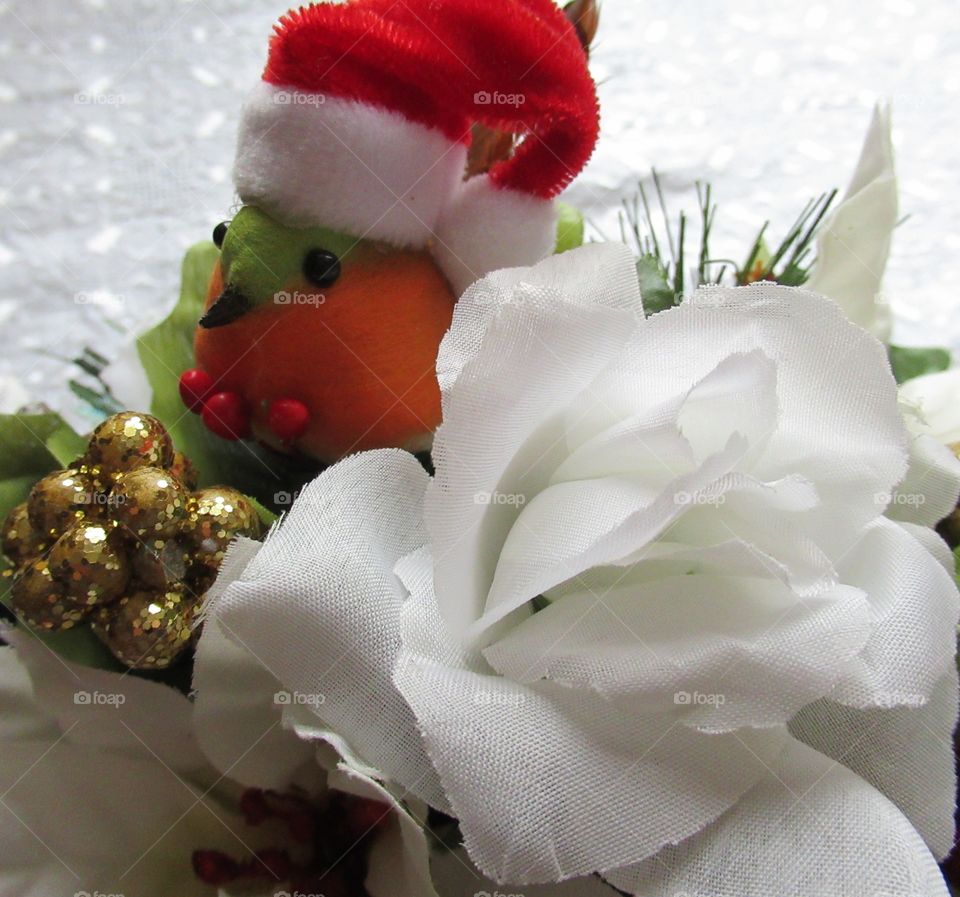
[233,0,600,293]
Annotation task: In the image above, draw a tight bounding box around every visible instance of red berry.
[239,788,271,825]
[179,368,215,413]
[192,850,240,886]
[343,796,392,839]
[268,398,310,442]
[202,392,250,440]
[252,848,293,879]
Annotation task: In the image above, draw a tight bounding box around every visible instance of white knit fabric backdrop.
[0,0,957,427]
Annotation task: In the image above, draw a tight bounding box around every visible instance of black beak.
[199,285,250,329]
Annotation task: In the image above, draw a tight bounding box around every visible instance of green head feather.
[218,206,386,306]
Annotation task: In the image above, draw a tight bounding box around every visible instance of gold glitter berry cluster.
[2,411,262,669]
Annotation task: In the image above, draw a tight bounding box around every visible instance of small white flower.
[805,104,897,341]
[0,635,253,897]
[0,619,435,897]
[900,367,960,448]
[203,244,959,896]
[887,368,960,531]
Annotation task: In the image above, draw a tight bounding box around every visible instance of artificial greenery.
[889,345,952,385]
[618,171,838,314]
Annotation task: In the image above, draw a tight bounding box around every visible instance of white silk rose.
[201,243,960,896]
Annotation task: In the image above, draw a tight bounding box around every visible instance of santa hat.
[232,0,600,295]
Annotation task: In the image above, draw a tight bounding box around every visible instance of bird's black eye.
[212,221,229,249]
[303,249,341,288]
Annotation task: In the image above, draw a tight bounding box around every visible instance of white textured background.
[0,0,958,424]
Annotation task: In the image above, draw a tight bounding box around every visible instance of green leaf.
[738,233,770,284]
[136,242,322,507]
[889,345,951,385]
[774,263,810,287]
[16,622,124,671]
[69,379,124,417]
[554,202,585,254]
[137,241,218,468]
[45,424,88,468]
[0,413,65,481]
[247,495,279,528]
[0,476,41,521]
[636,254,678,316]
[0,412,66,574]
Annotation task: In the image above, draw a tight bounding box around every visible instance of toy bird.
[180,0,600,464]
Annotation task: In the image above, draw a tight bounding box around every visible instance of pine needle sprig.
[738,189,837,286]
[612,173,837,315]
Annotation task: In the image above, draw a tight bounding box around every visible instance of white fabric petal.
[192,602,317,790]
[392,551,788,883]
[804,104,896,340]
[675,285,906,541]
[436,281,907,644]
[582,284,906,532]
[207,450,448,810]
[430,847,616,897]
[436,241,643,395]
[674,349,779,465]
[889,396,960,526]
[4,626,210,780]
[0,647,260,897]
[397,654,787,884]
[900,368,960,446]
[475,433,749,642]
[327,764,438,897]
[484,574,872,731]
[605,737,949,897]
[830,517,959,708]
[900,518,956,575]
[790,670,958,860]
[429,282,642,643]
